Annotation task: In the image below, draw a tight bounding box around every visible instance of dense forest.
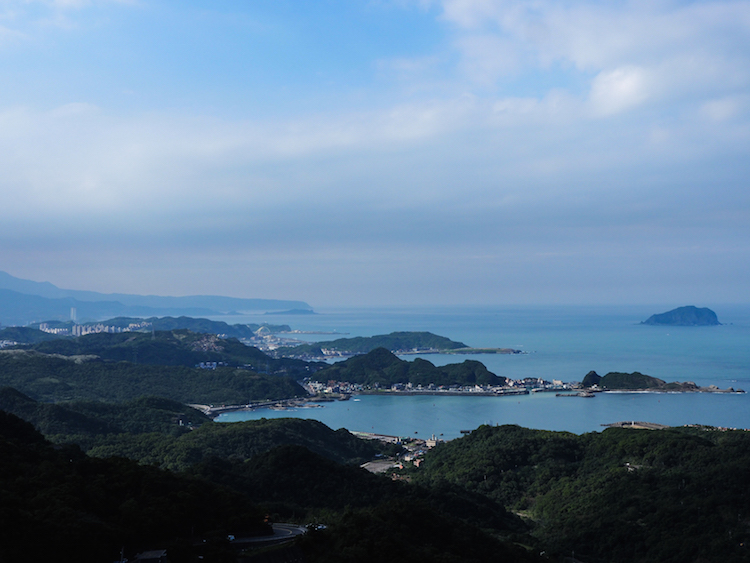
[12,328,319,375]
[0,410,271,563]
[0,350,306,404]
[414,424,750,563]
[1,321,749,561]
[2,377,750,561]
[0,397,540,563]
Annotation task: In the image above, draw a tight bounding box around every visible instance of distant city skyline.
[1,1,748,306]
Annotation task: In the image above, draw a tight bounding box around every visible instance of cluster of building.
[38,321,152,337]
[305,377,573,397]
[305,380,365,395]
[240,333,302,352]
[37,323,70,335]
[357,432,445,475]
[195,361,228,370]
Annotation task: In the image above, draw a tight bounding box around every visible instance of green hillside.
[0,411,542,563]
[414,423,750,562]
[275,331,468,358]
[0,388,209,438]
[14,328,319,375]
[3,389,748,562]
[0,411,270,563]
[312,347,505,387]
[0,326,63,344]
[0,350,306,404]
[0,388,386,467]
[87,417,388,470]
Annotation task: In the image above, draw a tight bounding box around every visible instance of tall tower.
[70,307,77,322]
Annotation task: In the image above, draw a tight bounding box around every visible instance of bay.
[213,305,750,436]
[218,392,750,439]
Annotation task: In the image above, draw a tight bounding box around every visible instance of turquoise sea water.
[214,305,750,437]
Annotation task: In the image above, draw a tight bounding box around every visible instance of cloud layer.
[0,0,748,305]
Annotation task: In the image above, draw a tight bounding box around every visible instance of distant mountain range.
[0,271,312,326]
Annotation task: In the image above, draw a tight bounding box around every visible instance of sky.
[1,0,748,307]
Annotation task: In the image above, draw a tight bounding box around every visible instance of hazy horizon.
[3,269,749,312]
[1,1,748,307]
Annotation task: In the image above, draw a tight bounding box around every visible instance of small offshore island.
[580,370,743,394]
[641,305,721,326]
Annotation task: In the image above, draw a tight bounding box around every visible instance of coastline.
[188,397,321,418]
[192,383,745,419]
[210,391,750,437]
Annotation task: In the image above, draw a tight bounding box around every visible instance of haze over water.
[217,305,750,437]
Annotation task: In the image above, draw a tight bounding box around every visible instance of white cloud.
[437,0,750,115]
[589,66,651,116]
[0,1,748,303]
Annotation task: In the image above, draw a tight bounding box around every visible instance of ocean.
[214,305,750,437]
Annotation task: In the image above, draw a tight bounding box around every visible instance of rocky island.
[582,370,743,393]
[641,305,720,326]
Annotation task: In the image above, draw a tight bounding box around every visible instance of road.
[231,523,308,547]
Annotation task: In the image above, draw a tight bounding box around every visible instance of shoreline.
[194,384,745,420]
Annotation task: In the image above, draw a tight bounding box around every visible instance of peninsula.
[310,347,506,388]
[273,331,523,359]
[641,305,720,326]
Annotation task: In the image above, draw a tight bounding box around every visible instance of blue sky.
[1,0,749,306]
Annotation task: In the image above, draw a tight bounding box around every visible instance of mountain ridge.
[0,271,312,325]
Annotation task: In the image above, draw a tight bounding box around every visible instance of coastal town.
[304,377,569,397]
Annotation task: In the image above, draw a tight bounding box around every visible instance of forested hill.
[0,350,306,404]
[0,389,384,467]
[275,331,468,358]
[312,347,505,387]
[0,410,271,563]
[13,329,319,375]
[0,409,543,563]
[413,424,750,562]
[0,388,211,439]
[0,326,62,344]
